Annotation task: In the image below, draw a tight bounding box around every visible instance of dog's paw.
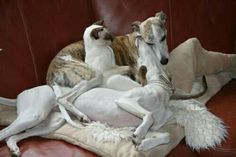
[133,127,147,142]
[11,152,20,157]
[79,114,91,123]
[136,138,158,152]
[136,133,170,151]
[7,137,21,157]
[136,142,148,152]
[132,134,142,146]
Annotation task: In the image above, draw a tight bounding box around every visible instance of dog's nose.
[160,58,168,65]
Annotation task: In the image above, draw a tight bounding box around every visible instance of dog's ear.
[131,21,141,32]
[155,11,167,24]
[138,65,147,86]
[90,27,103,40]
[93,20,104,26]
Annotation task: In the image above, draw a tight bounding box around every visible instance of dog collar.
[148,74,175,96]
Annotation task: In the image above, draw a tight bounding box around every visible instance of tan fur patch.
[46,33,139,87]
[46,41,95,87]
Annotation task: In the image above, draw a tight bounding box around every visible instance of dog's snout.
[104,32,113,41]
[160,58,168,65]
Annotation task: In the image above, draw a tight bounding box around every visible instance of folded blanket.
[166,38,236,93]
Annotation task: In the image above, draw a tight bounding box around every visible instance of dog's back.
[46,32,139,88]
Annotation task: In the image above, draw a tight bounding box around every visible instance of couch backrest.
[0,0,235,97]
[0,0,94,97]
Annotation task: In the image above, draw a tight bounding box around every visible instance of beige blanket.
[0,38,235,157]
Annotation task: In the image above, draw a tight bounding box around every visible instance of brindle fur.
[46,41,95,87]
[46,33,139,87]
[46,32,207,100]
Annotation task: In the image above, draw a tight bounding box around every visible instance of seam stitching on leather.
[17,0,39,85]
[168,0,174,50]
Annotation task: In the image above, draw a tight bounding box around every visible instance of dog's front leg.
[58,98,90,123]
[56,72,103,122]
[60,72,103,102]
[136,132,170,151]
[6,112,65,157]
[0,111,47,141]
[115,97,153,145]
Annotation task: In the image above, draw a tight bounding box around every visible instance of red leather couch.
[0,0,236,156]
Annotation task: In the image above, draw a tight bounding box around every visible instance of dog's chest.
[85,47,116,72]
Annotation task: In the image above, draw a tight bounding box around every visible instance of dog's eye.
[160,35,166,42]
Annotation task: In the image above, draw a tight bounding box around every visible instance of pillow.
[44,122,184,157]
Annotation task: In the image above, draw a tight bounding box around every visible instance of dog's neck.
[136,37,174,94]
[136,37,165,81]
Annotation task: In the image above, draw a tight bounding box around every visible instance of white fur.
[0,20,229,155]
[84,25,115,72]
[84,24,140,91]
[169,99,228,150]
[0,86,56,142]
[0,24,139,155]
[84,121,170,150]
[6,111,65,156]
[59,55,77,62]
[75,38,173,151]
[85,122,134,143]
[0,72,97,157]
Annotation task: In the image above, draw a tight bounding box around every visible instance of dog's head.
[132,11,169,65]
[83,20,113,46]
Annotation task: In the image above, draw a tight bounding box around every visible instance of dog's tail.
[0,97,16,106]
[171,75,207,100]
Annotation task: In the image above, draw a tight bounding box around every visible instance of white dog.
[74,37,174,151]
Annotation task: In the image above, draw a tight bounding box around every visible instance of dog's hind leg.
[0,111,48,141]
[0,85,56,140]
[6,112,65,157]
[115,97,153,145]
[104,75,141,91]
[58,99,90,123]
